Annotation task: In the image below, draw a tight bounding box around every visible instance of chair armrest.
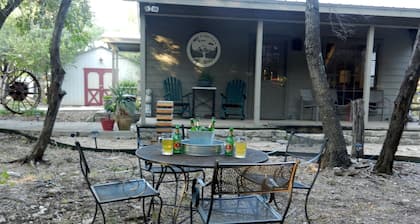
[163,93,172,101]
[220,93,227,99]
[196,177,212,187]
[183,92,192,98]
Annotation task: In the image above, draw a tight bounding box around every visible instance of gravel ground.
[0,133,419,224]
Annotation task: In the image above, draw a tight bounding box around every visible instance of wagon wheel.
[3,70,41,114]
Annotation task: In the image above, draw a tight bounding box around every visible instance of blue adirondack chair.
[163,77,191,117]
[220,79,246,119]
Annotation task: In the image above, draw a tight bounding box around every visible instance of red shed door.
[84,68,113,106]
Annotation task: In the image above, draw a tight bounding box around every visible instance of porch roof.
[135,0,420,27]
[102,37,140,52]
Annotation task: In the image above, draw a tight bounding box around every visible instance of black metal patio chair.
[268,132,327,224]
[191,161,298,224]
[136,124,205,204]
[75,141,162,223]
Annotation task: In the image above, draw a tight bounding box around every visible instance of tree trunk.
[0,0,23,29]
[374,28,420,174]
[305,0,351,168]
[19,0,71,164]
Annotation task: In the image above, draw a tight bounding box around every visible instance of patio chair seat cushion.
[197,195,283,224]
[91,179,159,204]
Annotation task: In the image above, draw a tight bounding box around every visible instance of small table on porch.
[192,86,217,118]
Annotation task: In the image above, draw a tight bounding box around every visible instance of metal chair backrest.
[164,77,184,102]
[224,80,246,104]
[212,161,298,196]
[197,161,298,224]
[75,141,92,186]
[284,133,327,164]
[283,132,328,197]
[300,89,314,102]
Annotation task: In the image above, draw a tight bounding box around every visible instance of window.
[262,35,288,86]
[324,38,378,104]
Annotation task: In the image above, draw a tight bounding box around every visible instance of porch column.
[254,20,264,123]
[139,3,147,125]
[111,46,119,87]
[363,25,375,126]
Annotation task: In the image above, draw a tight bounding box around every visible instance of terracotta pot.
[117,116,132,130]
[100,118,114,131]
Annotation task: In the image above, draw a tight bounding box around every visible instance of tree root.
[7,156,50,166]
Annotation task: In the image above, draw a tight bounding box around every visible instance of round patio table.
[135,144,269,223]
[135,144,269,168]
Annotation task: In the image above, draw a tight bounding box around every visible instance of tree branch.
[0,0,23,29]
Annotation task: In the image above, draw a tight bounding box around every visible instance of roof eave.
[136,0,420,19]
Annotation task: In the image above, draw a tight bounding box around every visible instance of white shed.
[61,47,139,106]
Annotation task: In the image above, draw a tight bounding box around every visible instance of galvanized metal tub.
[188,130,215,144]
[182,139,224,156]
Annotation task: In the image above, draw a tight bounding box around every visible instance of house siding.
[145,16,256,117]
[376,28,413,119]
[142,6,416,120]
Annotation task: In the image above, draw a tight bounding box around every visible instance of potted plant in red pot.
[100,95,115,131]
[111,85,136,131]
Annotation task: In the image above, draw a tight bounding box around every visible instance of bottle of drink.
[190,118,197,131]
[195,119,201,131]
[208,117,216,131]
[173,125,182,154]
[225,127,234,156]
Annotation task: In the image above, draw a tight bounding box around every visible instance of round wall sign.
[186,32,221,67]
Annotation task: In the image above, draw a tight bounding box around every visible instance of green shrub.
[118,80,138,95]
[22,109,45,117]
[0,169,10,185]
[0,110,11,116]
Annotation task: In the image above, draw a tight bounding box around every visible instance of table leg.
[192,89,196,117]
[212,90,215,117]
[171,166,189,223]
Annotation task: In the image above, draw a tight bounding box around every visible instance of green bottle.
[208,117,216,131]
[190,118,197,131]
[195,119,201,131]
[173,125,182,154]
[225,128,234,156]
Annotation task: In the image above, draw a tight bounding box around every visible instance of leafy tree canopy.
[0,0,101,75]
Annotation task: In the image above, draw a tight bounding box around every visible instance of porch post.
[111,46,119,87]
[139,3,147,125]
[363,25,375,126]
[254,20,264,123]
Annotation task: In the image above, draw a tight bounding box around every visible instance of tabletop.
[135,144,269,168]
[192,86,217,90]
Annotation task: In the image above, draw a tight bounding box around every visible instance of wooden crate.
[156,100,173,135]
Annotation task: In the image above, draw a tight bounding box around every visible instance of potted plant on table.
[100,95,115,131]
[197,71,214,87]
[111,85,137,130]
